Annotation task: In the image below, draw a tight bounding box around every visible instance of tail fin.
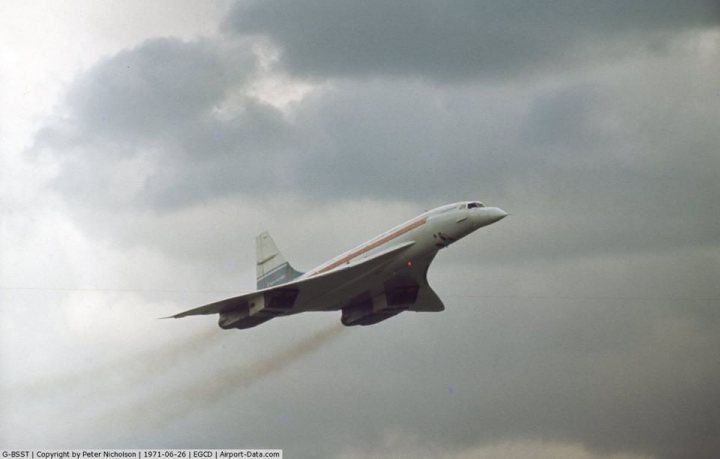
[256,231,304,289]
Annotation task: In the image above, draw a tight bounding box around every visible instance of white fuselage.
[291,201,507,313]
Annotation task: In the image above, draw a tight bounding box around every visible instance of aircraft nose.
[470,206,507,228]
[487,207,508,223]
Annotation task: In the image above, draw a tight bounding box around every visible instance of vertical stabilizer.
[256,232,304,289]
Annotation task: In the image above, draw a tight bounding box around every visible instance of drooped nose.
[471,206,507,228]
[487,207,508,223]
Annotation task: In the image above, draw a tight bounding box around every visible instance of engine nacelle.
[341,285,417,326]
[341,305,404,326]
[218,288,300,329]
[219,308,249,329]
[220,315,273,330]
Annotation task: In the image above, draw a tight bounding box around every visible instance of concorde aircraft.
[170,202,507,329]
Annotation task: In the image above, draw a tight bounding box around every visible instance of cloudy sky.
[1,1,719,458]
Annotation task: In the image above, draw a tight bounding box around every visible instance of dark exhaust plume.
[9,327,223,400]
[99,323,345,433]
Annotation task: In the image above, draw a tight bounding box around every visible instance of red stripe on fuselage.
[314,216,428,275]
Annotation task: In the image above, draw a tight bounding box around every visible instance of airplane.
[170,201,507,329]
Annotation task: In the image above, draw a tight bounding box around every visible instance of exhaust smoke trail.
[100,323,345,433]
[8,327,224,400]
[3,318,345,444]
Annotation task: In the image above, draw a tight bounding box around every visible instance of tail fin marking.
[256,231,304,289]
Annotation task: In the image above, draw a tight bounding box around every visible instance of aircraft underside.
[218,270,436,329]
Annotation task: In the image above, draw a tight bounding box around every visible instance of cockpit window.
[468,202,485,209]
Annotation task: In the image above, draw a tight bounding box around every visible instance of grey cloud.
[36,39,720,267]
[35,37,294,210]
[224,0,720,80]
[290,76,719,261]
[63,38,245,142]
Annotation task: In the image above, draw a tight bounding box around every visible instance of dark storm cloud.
[65,38,237,141]
[34,37,296,210]
[285,76,719,262]
[35,38,719,266]
[224,0,720,79]
[35,7,720,224]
